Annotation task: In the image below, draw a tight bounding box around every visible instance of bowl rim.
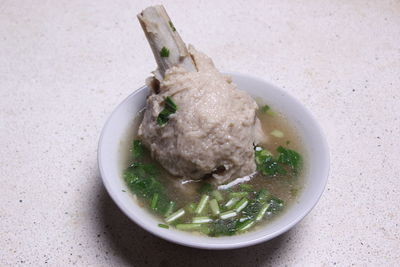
[98,71,330,249]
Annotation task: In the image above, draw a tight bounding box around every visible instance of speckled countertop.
[1,0,399,266]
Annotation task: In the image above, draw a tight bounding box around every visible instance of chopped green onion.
[185,202,196,213]
[256,203,270,221]
[260,104,275,115]
[123,162,160,199]
[158,223,169,229]
[237,220,254,231]
[176,223,202,230]
[271,129,284,138]
[195,195,209,214]
[209,199,220,215]
[225,197,240,209]
[229,192,248,198]
[220,210,237,220]
[150,193,159,210]
[211,190,224,202]
[160,46,170,57]
[164,201,176,217]
[234,198,249,212]
[165,208,185,223]
[199,225,211,235]
[192,216,213,224]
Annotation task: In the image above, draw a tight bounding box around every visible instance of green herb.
[261,105,270,113]
[199,225,211,235]
[260,104,275,115]
[165,208,186,223]
[255,147,286,176]
[236,219,254,231]
[209,218,239,237]
[225,197,240,209]
[164,201,176,217]
[255,203,270,221]
[267,196,284,214]
[242,190,284,220]
[169,21,176,31]
[256,189,270,202]
[160,46,170,57]
[157,96,177,126]
[124,163,159,198]
[176,223,202,230]
[132,140,144,158]
[209,199,220,215]
[242,199,262,220]
[192,216,213,224]
[233,198,249,212]
[254,147,272,165]
[158,223,169,229]
[276,146,302,174]
[219,210,237,220]
[195,195,209,214]
[270,129,284,138]
[151,193,159,210]
[211,190,224,202]
[123,163,170,215]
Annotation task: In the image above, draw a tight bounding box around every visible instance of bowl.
[98,72,330,250]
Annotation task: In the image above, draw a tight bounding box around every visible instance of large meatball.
[138,47,264,184]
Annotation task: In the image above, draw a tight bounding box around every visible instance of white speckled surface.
[1,0,399,266]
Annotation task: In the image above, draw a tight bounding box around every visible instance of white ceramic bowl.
[98,72,330,250]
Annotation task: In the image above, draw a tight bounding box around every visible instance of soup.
[120,104,305,237]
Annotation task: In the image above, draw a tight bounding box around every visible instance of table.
[1,0,399,266]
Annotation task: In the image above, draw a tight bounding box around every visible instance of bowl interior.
[98,72,330,249]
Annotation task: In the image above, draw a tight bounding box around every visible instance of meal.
[122,5,304,237]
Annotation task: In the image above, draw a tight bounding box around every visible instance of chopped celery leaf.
[158,224,169,229]
[160,46,170,57]
[276,146,302,174]
[157,96,177,126]
[123,163,170,215]
[168,21,176,31]
[132,140,144,158]
[255,146,302,177]
[209,218,239,237]
[267,196,284,214]
[261,105,270,113]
